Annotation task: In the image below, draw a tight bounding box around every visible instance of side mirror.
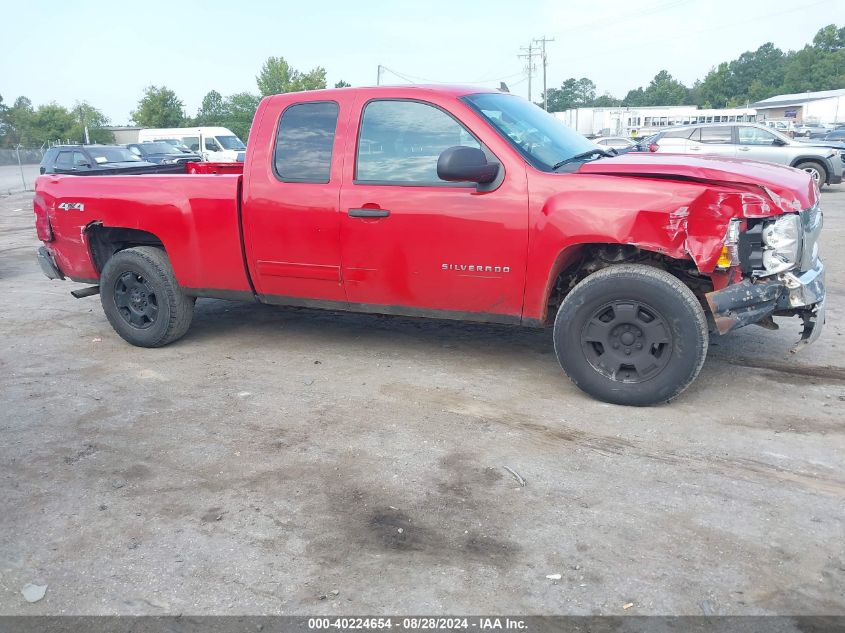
[772,137,787,146]
[437,146,499,184]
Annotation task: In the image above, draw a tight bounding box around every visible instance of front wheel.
[553,264,708,406]
[794,161,827,187]
[100,246,194,347]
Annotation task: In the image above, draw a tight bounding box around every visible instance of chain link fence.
[0,147,45,195]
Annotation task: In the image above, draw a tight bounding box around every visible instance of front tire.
[553,264,708,406]
[100,246,194,347]
[794,161,827,187]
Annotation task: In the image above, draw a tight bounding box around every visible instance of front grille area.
[798,204,823,272]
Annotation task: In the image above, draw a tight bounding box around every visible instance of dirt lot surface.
[1,187,843,616]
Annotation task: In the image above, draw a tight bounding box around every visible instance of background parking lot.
[1,188,843,615]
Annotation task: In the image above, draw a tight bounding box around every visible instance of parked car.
[823,129,845,142]
[593,136,637,152]
[125,142,202,165]
[631,133,660,152]
[651,123,842,186]
[34,86,825,406]
[763,120,794,136]
[138,127,246,162]
[154,138,195,154]
[39,145,186,175]
[794,123,828,138]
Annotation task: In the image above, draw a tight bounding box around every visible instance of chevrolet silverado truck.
[33,86,826,406]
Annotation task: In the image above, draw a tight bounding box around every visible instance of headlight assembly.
[761,214,801,275]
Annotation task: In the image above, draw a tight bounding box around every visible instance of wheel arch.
[790,157,829,182]
[86,223,166,274]
[538,241,700,326]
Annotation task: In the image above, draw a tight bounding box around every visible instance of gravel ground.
[1,187,843,615]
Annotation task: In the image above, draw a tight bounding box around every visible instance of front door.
[243,98,350,304]
[736,126,786,164]
[338,98,528,321]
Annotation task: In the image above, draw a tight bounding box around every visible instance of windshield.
[138,142,182,155]
[87,147,142,163]
[216,135,246,150]
[462,93,596,170]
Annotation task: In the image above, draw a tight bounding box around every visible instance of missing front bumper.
[705,261,825,350]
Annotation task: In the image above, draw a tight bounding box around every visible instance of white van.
[137,127,245,162]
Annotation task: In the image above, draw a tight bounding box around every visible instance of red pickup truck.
[34,85,825,405]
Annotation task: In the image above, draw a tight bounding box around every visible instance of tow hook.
[70,285,100,299]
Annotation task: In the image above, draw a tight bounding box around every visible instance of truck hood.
[578,153,817,211]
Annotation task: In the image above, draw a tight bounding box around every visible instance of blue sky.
[2,0,843,123]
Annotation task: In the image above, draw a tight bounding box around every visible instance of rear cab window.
[273,101,339,183]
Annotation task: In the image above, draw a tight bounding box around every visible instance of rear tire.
[100,246,194,347]
[553,264,708,406]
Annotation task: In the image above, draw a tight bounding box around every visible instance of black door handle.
[348,208,390,218]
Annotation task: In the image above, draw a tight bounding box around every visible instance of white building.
[554,106,757,138]
[749,89,845,125]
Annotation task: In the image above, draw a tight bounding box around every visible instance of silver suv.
[653,123,842,187]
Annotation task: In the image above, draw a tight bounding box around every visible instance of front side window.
[356,100,480,184]
[205,138,220,151]
[73,152,89,166]
[463,92,596,171]
[274,101,339,183]
[56,152,73,167]
[738,126,777,145]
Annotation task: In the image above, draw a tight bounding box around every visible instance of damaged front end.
[705,204,825,350]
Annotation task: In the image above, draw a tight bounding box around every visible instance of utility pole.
[533,36,555,110]
[518,43,541,103]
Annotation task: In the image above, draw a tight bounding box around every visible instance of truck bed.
[34,173,253,295]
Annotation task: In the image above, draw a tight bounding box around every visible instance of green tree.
[25,103,76,145]
[574,78,596,104]
[131,85,184,127]
[544,77,600,111]
[2,96,34,146]
[812,24,845,51]
[0,94,8,146]
[195,90,226,125]
[70,102,113,144]
[780,25,845,93]
[622,87,646,106]
[642,70,688,105]
[591,94,621,107]
[220,92,261,141]
[256,56,327,96]
[334,79,352,88]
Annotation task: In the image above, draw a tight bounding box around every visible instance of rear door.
[242,96,353,304]
[686,125,736,158]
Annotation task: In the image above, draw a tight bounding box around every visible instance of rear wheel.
[100,246,194,347]
[553,264,708,406]
[794,161,827,186]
